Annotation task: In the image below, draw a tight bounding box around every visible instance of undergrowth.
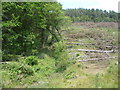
[1,23,118,88]
[1,41,69,88]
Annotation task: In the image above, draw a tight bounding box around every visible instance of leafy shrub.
[76,53,79,57]
[52,41,69,72]
[2,62,34,76]
[33,55,55,76]
[24,56,39,66]
[2,62,34,87]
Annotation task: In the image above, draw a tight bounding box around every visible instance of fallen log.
[66,43,118,47]
[66,42,95,45]
[76,56,118,62]
[64,39,83,42]
[105,46,118,48]
[76,56,89,58]
[68,49,117,53]
[0,62,10,64]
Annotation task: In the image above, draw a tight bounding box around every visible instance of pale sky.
[57,0,119,12]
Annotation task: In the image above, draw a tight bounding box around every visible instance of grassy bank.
[1,22,118,88]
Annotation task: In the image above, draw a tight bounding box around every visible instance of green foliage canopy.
[2,2,66,57]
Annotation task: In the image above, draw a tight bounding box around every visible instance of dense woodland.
[64,8,118,22]
[2,2,69,57]
[1,2,118,88]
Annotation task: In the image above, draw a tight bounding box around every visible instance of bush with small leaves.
[2,62,34,76]
[33,55,55,76]
[52,41,69,72]
[24,56,39,66]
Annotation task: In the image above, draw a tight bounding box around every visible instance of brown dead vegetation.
[74,22,118,28]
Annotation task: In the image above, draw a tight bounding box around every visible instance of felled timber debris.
[68,49,117,53]
[0,62,10,64]
[76,56,118,62]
